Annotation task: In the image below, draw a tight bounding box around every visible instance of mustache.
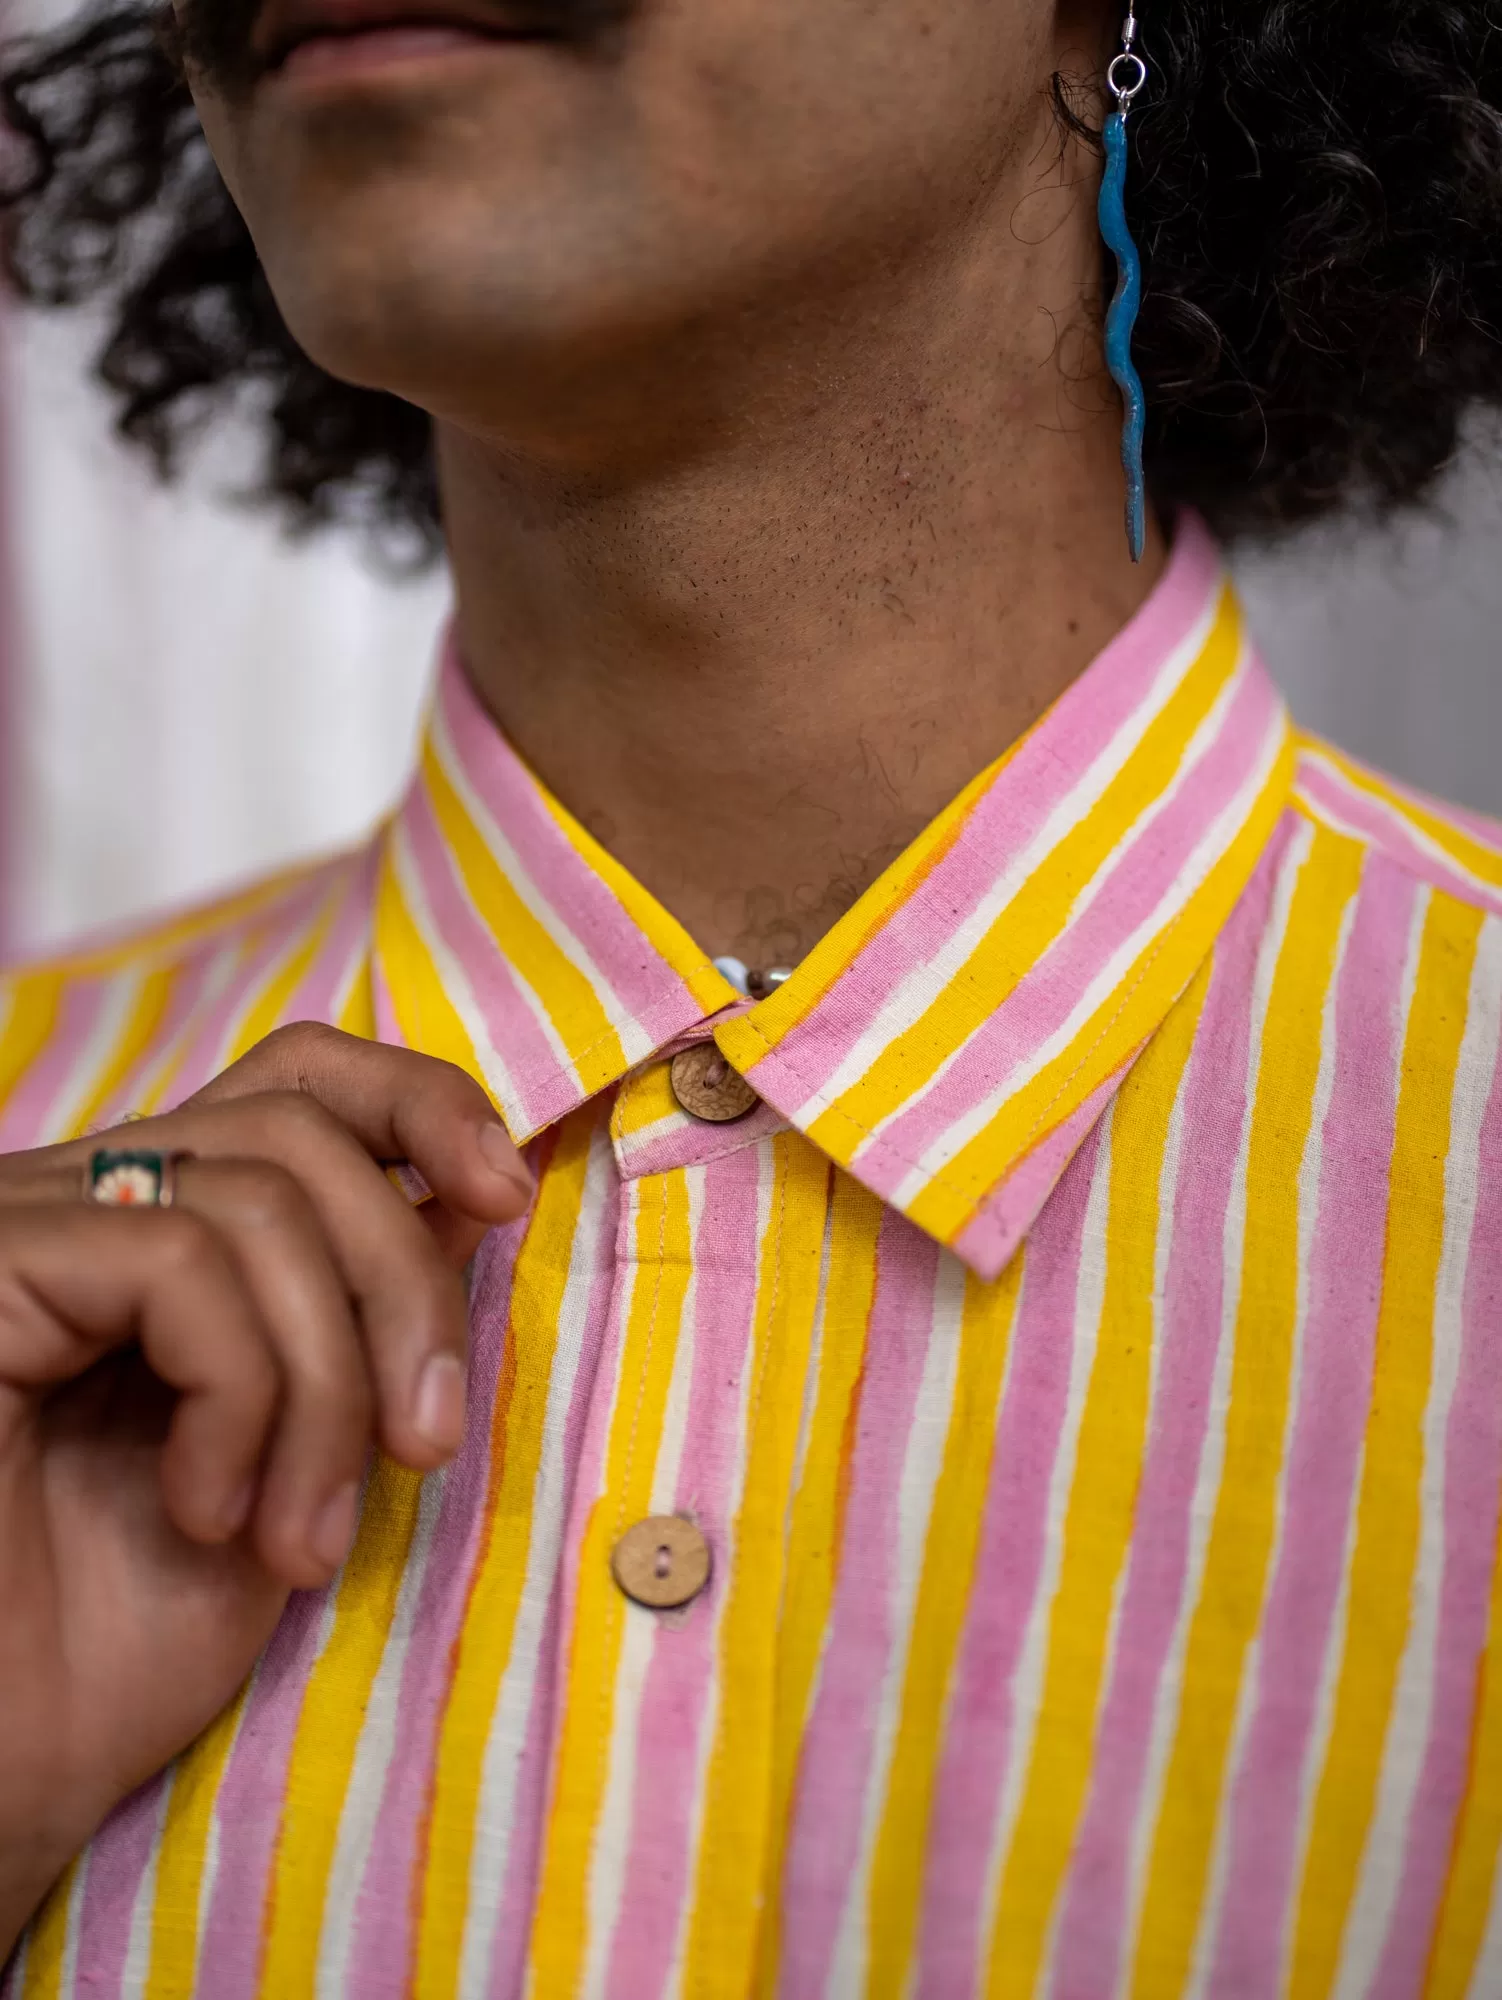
[164,0,639,91]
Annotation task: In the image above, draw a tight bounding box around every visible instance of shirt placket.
[525,1033,833,1998]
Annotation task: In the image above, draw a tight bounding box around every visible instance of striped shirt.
[4,514,1502,2000]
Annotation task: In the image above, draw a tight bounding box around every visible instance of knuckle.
[149,1208,222,1280]
[218,1157,308,1232]
[247,1088,339,1150]
[259,1020,342,1066]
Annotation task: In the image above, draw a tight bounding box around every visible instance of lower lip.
[276,24,508,84]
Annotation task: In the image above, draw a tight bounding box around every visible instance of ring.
[84,1149,187,1209]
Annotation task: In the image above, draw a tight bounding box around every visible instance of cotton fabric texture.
[3,517,1502,2000]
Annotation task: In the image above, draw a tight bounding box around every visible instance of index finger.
[185,1023,534,1229]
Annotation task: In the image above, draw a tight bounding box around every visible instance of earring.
[1099,12,1148,562]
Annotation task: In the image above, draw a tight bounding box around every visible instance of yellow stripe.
[222,878,345,1066]
[900,727,1294,1246]
[611,1060,680,1140]
[525,1168,694,1994]
[373,846,494,1098]
[1303,740,1502,889]
[864,1251,1025,2000]
[753,1170,885,1998]
[529,768,736,1020]
[62,966,178,1138]
[413,1113,596,1998]
[797,589,1244,1148]
[1424,1527,1502,1992]
[983,961,1208,1999]
[0,969,64,1121]
[1128,822,1364,1999]
[682,1136,832,1998]
[335,950,377,1038]
[255,1456,428,1998]
[423,745,633,1091]
[143,1696,251,1999]
[1288,893,1484,1997]
[18,1858,82,2000]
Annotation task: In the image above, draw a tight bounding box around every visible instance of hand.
[0,1024,531,1955]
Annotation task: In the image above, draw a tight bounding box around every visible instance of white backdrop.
[4,301,1501,962]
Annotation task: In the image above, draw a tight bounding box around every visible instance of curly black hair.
[2,0,1501,548]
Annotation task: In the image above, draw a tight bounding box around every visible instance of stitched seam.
[728,927,1176,1220]
[488,959,728,1109]
[696,1142,790,1999]
[589,1174,672,1849]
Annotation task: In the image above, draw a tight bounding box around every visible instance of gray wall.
[1235,449,1502,820]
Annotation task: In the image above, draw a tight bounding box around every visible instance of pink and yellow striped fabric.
[5,516,1502,1999]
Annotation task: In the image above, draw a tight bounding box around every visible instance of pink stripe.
[954,1056,1139,1280]
[615,1098,789,1181]
[399,778,567,1128]
[162,875,334,1101]
[193,1595,334,1997]
[604,1149,764,2000]
[844,666,1280,1205]
[912,1122,1104,1994]
[774,1213,941,2000]
[486,1128,620,2000]
[747,517,1227,1108]
[1200,853,1413,1996]
[1297,762,1502,916]
[434,662,708,1043]
[340,1209,530,1996]
[67,1772,172,1995]
[279,849,376,1026]
[1016,822,1289,1997]
[0,975,112,1145]
[85,949,226,1129]
[1370,960,1502,1998]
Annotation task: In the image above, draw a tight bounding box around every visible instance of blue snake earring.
[1098,12,1149,562]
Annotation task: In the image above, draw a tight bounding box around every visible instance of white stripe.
[314,1466,448,2000]
[1466,1844,1502,2000]
[52,1843,89,2000]
[781,588,1225,1128]
[35,965,148,1141]
[184,1663,262,1994]
[1266,884,1430,1994]
[455,1120,618,1997]
[1296,752,1502,910]
[200,878,341,1079]
[130,947,243,1115]
[1038,964,1201,2000]
[1113,813,1314,2000]
[663,1143,784,2000]
[975,1105,1115,1988]
[1333,913,1502,1997]
[789,1198,839,1504]
[883,700,1287,1208]
[579,1165,712,2000]
[430,705,661,1072]
[1183,875,1361,1996]
[827,1250,970,1998]
[120,1777,174,2000]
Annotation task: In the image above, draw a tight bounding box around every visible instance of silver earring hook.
[1107,10,1147,113]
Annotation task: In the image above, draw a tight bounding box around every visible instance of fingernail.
[311,1481,360,1571]
[221,1478,256,1537]
[415,1351,468,1454]
[479,1121,532,1197]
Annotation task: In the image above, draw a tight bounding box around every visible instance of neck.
[438,199,1166,972]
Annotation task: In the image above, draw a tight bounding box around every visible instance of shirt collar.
[373,515,1294,1278]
